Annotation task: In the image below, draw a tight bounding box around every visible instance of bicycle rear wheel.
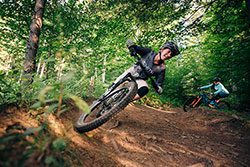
[74,80,137,133]
[183,96,202,112]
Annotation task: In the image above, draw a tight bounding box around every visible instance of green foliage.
[138,93,163,108]
[196,0,250,108]
[0,0,249,111]
[28,71,91,116]
[0,123,67,167]
[0,71,21,106]
[68,94,90,113]
[52,138,67,151]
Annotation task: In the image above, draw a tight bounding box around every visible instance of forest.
[0,0,250,166]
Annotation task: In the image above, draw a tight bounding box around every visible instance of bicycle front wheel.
[74,80,137,133]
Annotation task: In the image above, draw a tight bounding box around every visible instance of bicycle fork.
[100,73,135,100]
[191,97,201,107]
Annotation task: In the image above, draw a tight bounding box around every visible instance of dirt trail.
[1,104,250,167]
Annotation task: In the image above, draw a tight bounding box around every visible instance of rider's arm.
[126,39,151,57]
[155,67,165,88]
[200,83,213,90]
[131,45,152,57]
[213,83,223,95]
[152,69,165,94]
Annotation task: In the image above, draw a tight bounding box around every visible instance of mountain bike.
[183,90,230,112]
[74,53,160,133]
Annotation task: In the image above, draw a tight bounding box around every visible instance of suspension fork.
[100,72,136,100]
[191,97,202,107]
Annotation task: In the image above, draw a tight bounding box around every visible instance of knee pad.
[137,86,149,98]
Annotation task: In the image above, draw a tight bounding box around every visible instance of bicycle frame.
[92,52,159,108]
[184,91,230,112]
[200,93,210,105]
[98,72,136,103]
[195,92,219,108]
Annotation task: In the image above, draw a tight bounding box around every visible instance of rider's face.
[161,48,172,60]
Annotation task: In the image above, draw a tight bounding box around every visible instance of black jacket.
[132,45,165,87]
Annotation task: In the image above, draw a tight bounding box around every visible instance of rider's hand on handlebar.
[126,39,135,49]
[156,86,163,94]
[129,48,137,57]
[197,87,202,91]
[126,39,137,56]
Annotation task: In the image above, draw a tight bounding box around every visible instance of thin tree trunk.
[46,48,51,79]
[23,0,46,77]
[102,55,107,83]
[40,61,46,78]
[36,58,42,75]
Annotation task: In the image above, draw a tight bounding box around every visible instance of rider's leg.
[214,92,229,107]
[113,66,136,84]
[132,79,149,101]
[210,93,228,108]
[133,86,149,100]
[209,94,219,108]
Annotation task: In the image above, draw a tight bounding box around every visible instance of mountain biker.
[198,77,230,108]
[114,39,180,101]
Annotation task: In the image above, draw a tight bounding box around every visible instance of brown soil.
[1,104,250,167]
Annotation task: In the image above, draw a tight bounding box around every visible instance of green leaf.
[57,107,69,117]
[46,103,59,113]
[30,101,42,109]
[52,138,66,151]
[45,156,57,165]
[23,126,43,135]
[68,94,90,113]
[38,86,53,104]
[0,135,20,144]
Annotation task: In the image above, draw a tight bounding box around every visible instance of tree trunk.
[23,0,46,76]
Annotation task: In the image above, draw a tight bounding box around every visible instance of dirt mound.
[1,104,250,167]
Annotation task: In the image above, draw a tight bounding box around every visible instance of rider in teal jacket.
[199,77,229,107]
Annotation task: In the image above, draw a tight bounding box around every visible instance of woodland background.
[1,0,250,112]
[1,1,250,167]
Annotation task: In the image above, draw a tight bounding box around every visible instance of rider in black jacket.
[115,39,180,101]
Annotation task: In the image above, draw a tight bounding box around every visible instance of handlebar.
[197,89,214,98]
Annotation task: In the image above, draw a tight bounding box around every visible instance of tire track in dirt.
[1,104,250,167]
[78,104,250,167]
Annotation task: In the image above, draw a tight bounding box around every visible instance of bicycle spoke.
[84,87,129,123]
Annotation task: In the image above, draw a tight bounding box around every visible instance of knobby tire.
[74,81,137,133]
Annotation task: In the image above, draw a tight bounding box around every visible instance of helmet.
[160,41,180,57]
[213,77,221,82]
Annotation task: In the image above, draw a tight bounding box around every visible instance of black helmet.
[213,77,221,82]
[160,41,180,57]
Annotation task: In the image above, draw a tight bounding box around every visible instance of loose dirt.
[1,104,250,167]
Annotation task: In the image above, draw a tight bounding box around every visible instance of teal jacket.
[200,82,229,95]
